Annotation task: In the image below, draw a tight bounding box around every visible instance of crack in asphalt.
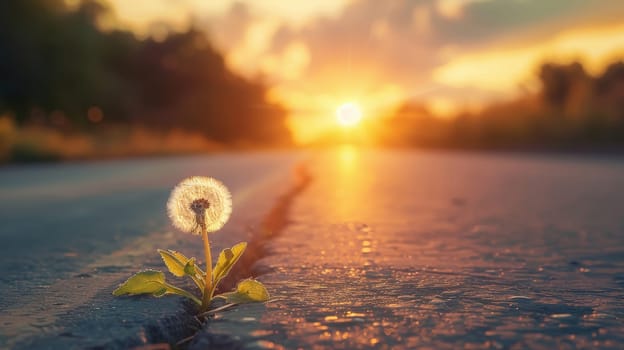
[0,153,306,350]
[176,162,312,349]
[219,162,313,292]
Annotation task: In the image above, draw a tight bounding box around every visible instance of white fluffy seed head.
[167,176,232,234]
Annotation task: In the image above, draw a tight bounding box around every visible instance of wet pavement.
[192,147,624,349]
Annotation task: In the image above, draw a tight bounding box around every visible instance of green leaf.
[112,270,202,305]
[112,270,168,297]
[219,279,270,304]
[164,284,202,306]
[213,242,247,289]
[153,288,168,297]
[158,249,189,277]
[184,258,197,275]
[158,249,205,293]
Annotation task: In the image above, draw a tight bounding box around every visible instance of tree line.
[0,0,291,147]
[379,60,624,152]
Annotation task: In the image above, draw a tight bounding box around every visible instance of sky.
[104,0,624,143]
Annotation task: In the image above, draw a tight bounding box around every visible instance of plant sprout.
[113,176,269,313]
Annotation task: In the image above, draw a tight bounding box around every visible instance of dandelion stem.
[201,226,213,311]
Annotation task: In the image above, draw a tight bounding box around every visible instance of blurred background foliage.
[376,60,624,151]
[1,0,624,163]
[0,0,291,162]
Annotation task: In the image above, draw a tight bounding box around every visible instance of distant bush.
[0,115,224,163]
[379,60,624,151]
[0,0,292,158]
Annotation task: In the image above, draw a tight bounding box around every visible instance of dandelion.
[113,175,268,314]
[167,176,232,234]
[167,176,232,309]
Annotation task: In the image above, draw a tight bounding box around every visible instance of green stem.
[165,283,202,306]
[207,275,218,303]
[201,226,213,312]
[191,275,205,294]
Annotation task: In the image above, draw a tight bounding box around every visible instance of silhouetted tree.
[0,0,291,145]
[382,60,624,151]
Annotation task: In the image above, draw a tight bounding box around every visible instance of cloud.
[106,0,624,141]
[433,0,624,47]
[201,0,624,141]
[263,1,622,97]
[436,0,484,20]
[433,23,624,91]
[260,41,311,81]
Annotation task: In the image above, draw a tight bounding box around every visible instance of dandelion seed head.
[167,176,232,234]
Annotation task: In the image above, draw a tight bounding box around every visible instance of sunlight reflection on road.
[335,144,364,222]
[216,148,624,350]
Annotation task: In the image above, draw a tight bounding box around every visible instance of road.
[0,151,303,349]
[2,148,624,349]
[191,147,624,350]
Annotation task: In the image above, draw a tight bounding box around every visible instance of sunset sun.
[336,102,362,127]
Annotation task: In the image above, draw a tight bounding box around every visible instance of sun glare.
[336,102,362,127]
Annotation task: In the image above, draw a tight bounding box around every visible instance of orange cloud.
[433,24,624,91]
[104,0,624,144]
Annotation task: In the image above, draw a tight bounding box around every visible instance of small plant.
[113,176,269,312]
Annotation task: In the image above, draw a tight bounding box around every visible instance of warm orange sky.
[103,0,624,143]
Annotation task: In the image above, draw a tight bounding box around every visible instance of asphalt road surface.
[2,148,624,349]
[0,151,303,349]
[192,148,624,350]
